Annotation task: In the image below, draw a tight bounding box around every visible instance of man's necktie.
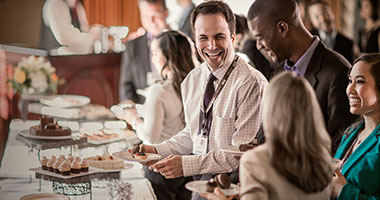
[200,73,217,137]
[204,73,217,109]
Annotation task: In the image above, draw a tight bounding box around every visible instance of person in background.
[203,72,333,200]
[117,30,194,200]
[176,0,195,40]
[248,0,357,152]
[40,0,103,55]
[308,0,354,63]
[119,0,170,104]
[332,53,380,199]
[358,0,380,54]
[132,1,268,200]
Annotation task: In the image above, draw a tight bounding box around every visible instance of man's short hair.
[248,0,298,26]
[190,1,236,36]
[138,0,167,10]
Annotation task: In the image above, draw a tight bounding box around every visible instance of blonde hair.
[263,72,332,193]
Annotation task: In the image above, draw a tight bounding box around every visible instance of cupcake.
[71,161,81,173]
[47,156,56,172]
[40,156,49,170]
[53,159,64,174]
[58,155,66,160]
[59,160,71,176]
[80,159,89,172]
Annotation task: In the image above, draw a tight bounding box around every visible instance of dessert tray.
[20,130,79,140]
[221,146,243,156]
[29,167,99,180]
[112,151,161,163]
[185,180,240,196]
[40,95,90,108]
[20,193,70,200]
[91,162,134,173]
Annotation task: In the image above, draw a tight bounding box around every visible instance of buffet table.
[0,120,156,200]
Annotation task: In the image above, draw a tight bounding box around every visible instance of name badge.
[193,135,208,155]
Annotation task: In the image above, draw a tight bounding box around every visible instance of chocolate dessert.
[29,116,71,136]
[206,174,231,192]
[239,139,259,152]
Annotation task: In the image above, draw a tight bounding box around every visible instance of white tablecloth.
[0,120,156,200]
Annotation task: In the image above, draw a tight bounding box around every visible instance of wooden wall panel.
[83,0,142,32]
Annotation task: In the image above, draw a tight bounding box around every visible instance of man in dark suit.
[248,0,357,152]
[176,0,195,40]
[308,0,354,63]
[119,0,170,104]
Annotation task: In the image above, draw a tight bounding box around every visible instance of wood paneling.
[83,0,142,32]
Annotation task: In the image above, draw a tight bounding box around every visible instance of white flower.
[30,71,48,93]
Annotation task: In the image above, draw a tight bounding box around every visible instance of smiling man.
[248,0,357,152]
[135,1,268,200]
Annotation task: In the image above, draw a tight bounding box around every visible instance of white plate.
[29,167,99,179]
[112,151,161,163]
[221,146,243,156]
[185,180,240,196]
[20,130,78,140]
[20,193,69,200]
[40,95,90,108]
[91,162,133,173]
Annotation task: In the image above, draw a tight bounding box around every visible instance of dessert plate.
[40,95,90,108]
[221,146,243,156]
[20,193,69,200]
[112,151,161,163]
[185,180,240,196]
[20,130,78,140]
[92,162,134,173]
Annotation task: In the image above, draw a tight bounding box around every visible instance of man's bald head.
[248,0,301,27]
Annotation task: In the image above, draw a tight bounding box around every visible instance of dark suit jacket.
[257,41,357,152]
[119,33,151,104]
[334,32,354,64]
[178,3,195,40]
[311,30,354,64]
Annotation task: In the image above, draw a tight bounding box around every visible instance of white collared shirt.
[154,55,268,176]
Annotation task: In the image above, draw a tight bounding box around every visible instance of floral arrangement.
[9,56,60,94]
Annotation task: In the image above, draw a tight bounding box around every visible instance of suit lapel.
[341,123,380,175]
[334,123,363,159]
[304,41,325,88]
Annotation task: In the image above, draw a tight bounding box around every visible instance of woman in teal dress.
[332,53,380,199]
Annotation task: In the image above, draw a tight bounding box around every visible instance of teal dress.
[334,122,380,199]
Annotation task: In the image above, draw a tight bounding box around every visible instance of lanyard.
[201,55,239,119]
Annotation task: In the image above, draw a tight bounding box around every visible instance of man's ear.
[277,21,288,37]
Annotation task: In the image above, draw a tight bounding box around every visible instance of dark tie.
[204,73,217,109]
[199,73,217,137]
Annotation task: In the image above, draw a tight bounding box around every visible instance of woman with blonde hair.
[239,72,333,200]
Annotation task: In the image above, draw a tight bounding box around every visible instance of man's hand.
[149,155,183,179]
